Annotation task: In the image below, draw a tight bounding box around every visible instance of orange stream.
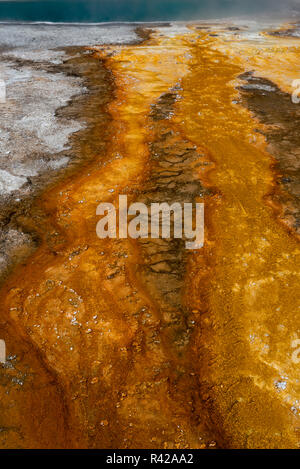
[0,27,299,449]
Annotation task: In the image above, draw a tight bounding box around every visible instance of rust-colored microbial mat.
[0,24,300,449]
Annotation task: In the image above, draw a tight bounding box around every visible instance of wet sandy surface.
[0,22,299,449]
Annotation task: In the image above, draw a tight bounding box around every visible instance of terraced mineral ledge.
[0,22,299,449]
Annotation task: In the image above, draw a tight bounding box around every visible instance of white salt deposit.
[0,169,27,194]
[0,24,139,49]
[0,61,84,194]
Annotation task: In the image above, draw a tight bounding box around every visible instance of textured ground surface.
[0,23,143,281]
[0,21,299,449]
